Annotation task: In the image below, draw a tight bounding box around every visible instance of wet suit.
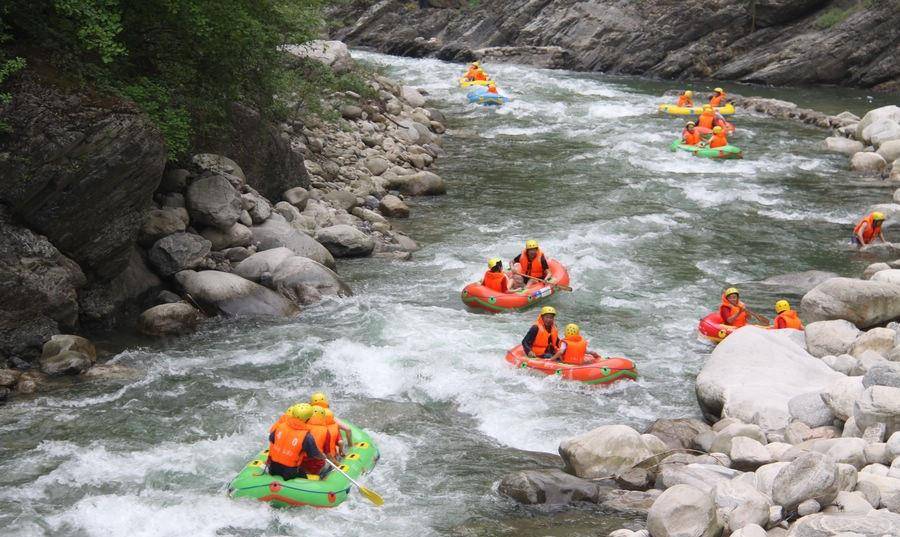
[267,430,325,480]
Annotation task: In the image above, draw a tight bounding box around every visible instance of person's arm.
[877,227,887,243]
[269,431,276,444]
[541,255,550,279]
[336,418,353,447]
[522,325,539,357]
[723,305,743,325]
[550,341,567,361]
[303,433,325,460]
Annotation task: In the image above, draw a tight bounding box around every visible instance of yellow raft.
[459,77,490,88]
[658,102,736,116]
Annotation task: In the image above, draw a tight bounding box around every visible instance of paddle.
[324,458,384,506]
[513,271,573,292]
[745,308,770,325]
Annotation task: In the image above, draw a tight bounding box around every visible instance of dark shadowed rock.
[78,248,163,324]
[139,209,188,247]
[137,302,202,336]
[186,175,243,230]
[315,225,375,258]
[497,469,607,505]
[148,233,212,276]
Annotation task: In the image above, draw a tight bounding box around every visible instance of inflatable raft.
[697,312,770,343]
[461,259,570,313]
[670,139,743,159]
[467,88,509,106]
[459,77,490,88]
[505,345,638,386]
[228,421,379,508]
[658,102,736,116]
[695,121,736,135]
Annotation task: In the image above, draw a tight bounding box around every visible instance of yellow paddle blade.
[359,485,384,506]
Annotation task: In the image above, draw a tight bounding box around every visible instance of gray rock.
[647,484,722,537]
[139,209,187,247]
[715,478,772,531]
[797,498,821,517]
[824,137,865,156]
[242,191,272,224]
[340,104,363,120]
[137,302,202,336]
[270,256,352,305]
[855,473,900,511]
[801,278,900,329]
[863,262,891,280]
[658,463,742,493]
[864,443,890,465]
[400,86,426,107]
[315,224,375,258]
[862,423,886,444]
[250,218,335,269]
[174,270,298,317]
[789,392,836,428]
[805,320,862,357]
[731,436,772,471]
[772,452,839,513]
[283,187,310,210]
[559,424,654,479]
[823,376,866,421]
[854,386,900,437]
[186,174,243,230]
[379,194,410,218]
[222,247,253,263]
[365,156,391,176]
[148,232,212,276]
[614,467,653,491]
[877,139,900,164]
[39,350,92,376]
[849,328,896,359]
[234,247,295,282]
[888,432,900,460]
[600,489,662,517]
[41,334,96,364]
[200,223,252,251]
[284,40,354,74]
[273,201,301,223]
[850,152,888,174]
[822,354,861,376]
[644,418,713,451]
[789,509,900,537]
[385,170,446,196]
[710,423,769,454]
[730,524,766,537]
[863,362,900,388]
[351,206,388,225]
[191,154,246,183]
[496,468,604,505]
[823,490,876,514]
[756,461,790,498]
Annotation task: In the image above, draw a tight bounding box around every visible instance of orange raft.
[698,312,739,343]
[461,259,570,313]
[504,345,638,386]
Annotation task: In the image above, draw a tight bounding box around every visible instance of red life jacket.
[473,70,487,81]
[854,214,881,244]
[710,93,726,107]
[519,249,545,279]
[719,295,748,328]
[775,310,803,330]
[482,270,508,292]
[531,318,559,356]
[562,335,588,365]
[268,418,310,467]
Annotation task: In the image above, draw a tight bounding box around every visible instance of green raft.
[670,139,743,159]
[228,421,379,508]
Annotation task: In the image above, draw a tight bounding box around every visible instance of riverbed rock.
[729,525,766,537]
[379,194,410,218]
[849,328,896,358]
[364,156,391,176]
[805,320,861,358]
[644,418,712,451]
[658,463,742,493]
[822,375,866,422]
[174,270,298,317]
[283,187,310,211]
[284,40,354,74]
[242,191,273,224]
[822,354,859,375]
[850,152,888,174]
[710,423,768,454]
[137,302,202,336]
[148,232,212,276]
[789,392,836,428]
[315,224,375,258]
[558,424,654,479]
[715,478,772,531]
[250,217,335,269]
[877,140,900,164]
[270,256,352,305]
[772,452,839,513]
[801,278,900,329]
[730,436,773,471]
[386,170,446,196]
[139,209,187,247]
[186,174,243,230]
[400,86,426,108]
[233,247,295,282]
[790,509,900,537]
[854,386,900,437]
[647,484,722,537]
[600,489,661,516]
[856,473,900,512]
[824,490,876,514]
[696,327,840,430]
[497,468,605,505]
[863,362,900,388]
[824,137,865,156]
[200,223,252,251]
[40,334,96,375]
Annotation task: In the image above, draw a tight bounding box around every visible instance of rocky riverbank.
[0,42,447,401]
[329,0,899,91]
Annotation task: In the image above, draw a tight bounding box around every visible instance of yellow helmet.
[775,300,791,314]
[714,87,724,93]
[564,323,580,337]
[311,406,327,418]
[487,257,502,269]
[310,392,329,408]
[872,211,886,221]
[291,403,314,421]
[540,306,557,316]
[322,408,334,419]
[472,61,480,67]
[724,287,739,297]
[712,126,723,134]
[525,239,539,249]
[684,90,693,97]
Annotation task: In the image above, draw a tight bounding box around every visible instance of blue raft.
[467,87,509,106]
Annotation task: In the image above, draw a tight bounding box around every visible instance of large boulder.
[200,223,252,251]
[714,478,772,531]
[233,247,295,282]
[647,484,722,537]
[558,424,654,479]
[772,452,839,513]
[148,232,212,276]
[174,270,298,317]
[877,139,900,164]
[39,334,96,376]
[283,40,355,74]
[644,418,712,451]
[850,152,888,174]
[858,106,900,146]
[250,217,335,269]
[789,392,836,428]
[696,327,840,430]
[871,269,900,286]
[801,278,900,329]
[854,386,900,437]
[863,362,900,388]
[400,86,426,107]
[139,208,187,247]
[137,302,202,336]
[315,225,375,258]
[849,327,896,358]
[186,174,243,230]
[658,463,742,493]
[496,469,605,505]
[270,256,352,305]
[385,170,447,196]
[823,136,864,156]
[805,322,862,356]
[789,509,900,537]
[192,154,245,183]
[822,375,866,421]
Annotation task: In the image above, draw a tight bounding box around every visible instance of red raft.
[461,259,570,313]
[697,312,738,344]
[504,345,638,386]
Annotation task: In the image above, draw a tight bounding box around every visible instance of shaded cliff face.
[330,0,900,91]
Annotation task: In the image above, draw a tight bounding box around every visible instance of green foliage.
[274,58,376,122]
[53,0,125,63]
[119,78,191,157]
[815,7,850,28]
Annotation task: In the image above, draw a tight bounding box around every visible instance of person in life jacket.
[512,239,550,287]
[269,403,301,434]
[464,62,481,81]
[321,408,344,458]
[697,105,717,130]
[708,125,728,148]
[267,403,325,480]
[482,257,510,293]
[677,90,694,107]
[309,392,353,453]
[682,122,702,146]
[486,81,499,94]
[300,406,331,476]
[549,324,602,365]
[522,306,560,358]
[719,287,749,328]
[772,300,803,330]
[709,87,726,107]
[852,211,886,246]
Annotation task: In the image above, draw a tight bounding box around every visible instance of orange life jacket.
[268,418,310,467]
[465,68,478,80]
[719,295,748,328]
[682,130,702,145]
[774,310,803,330]
[854,214,881,244]
[562,335,588,365]
[531,318,559,356]
[709,133,728,148]
[473,70,487,81]
[487,86,498,94]
[306,414,329,453]
[324,414,341,457]
[269,412,290,434]
[710,93,726,107]
[698,112,716,129]
[677,94,693,107]
[482,270,508,292]
[519,248,546,279]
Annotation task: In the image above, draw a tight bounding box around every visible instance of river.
[0,52,894,537]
